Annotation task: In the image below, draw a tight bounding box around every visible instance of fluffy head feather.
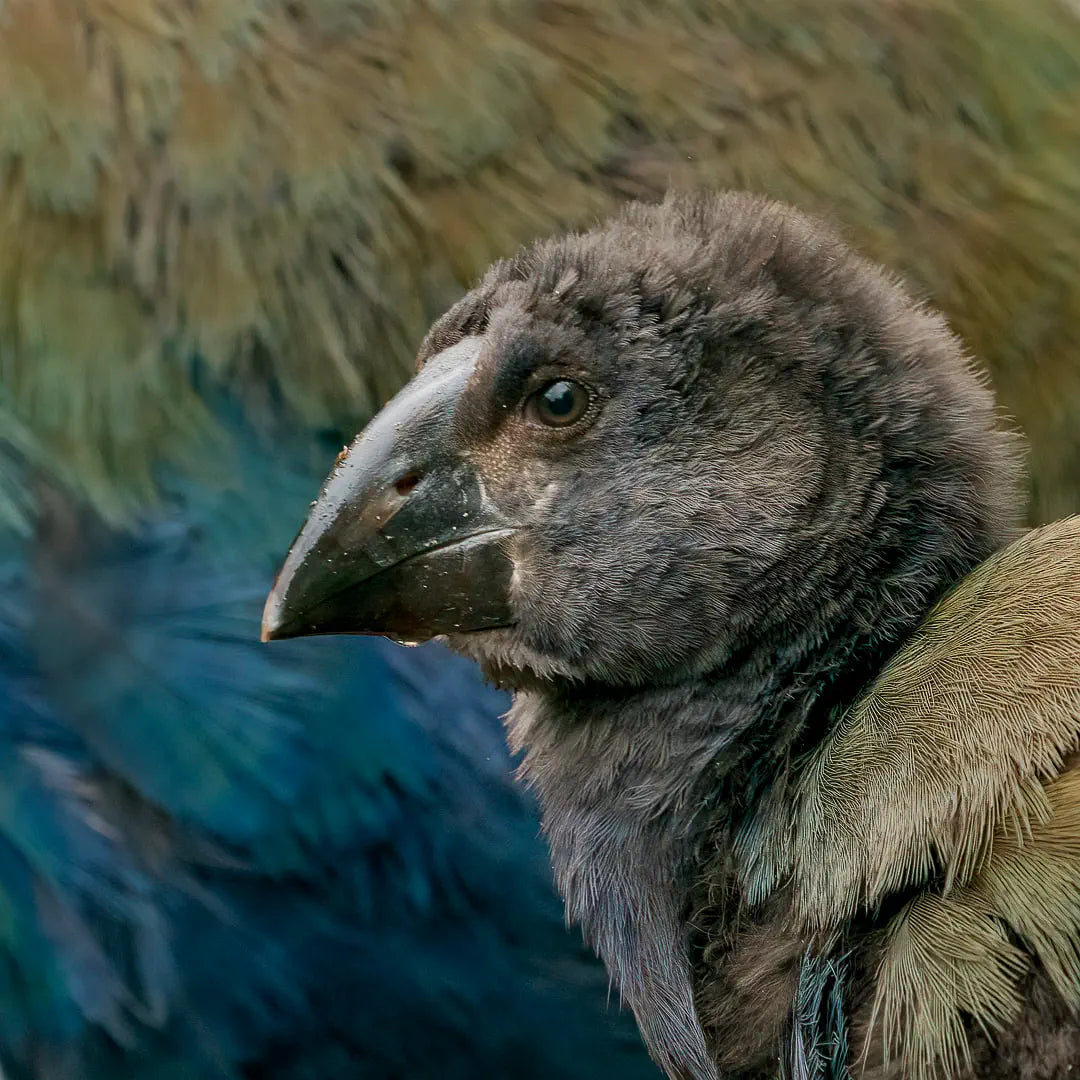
[434,191,1021,696]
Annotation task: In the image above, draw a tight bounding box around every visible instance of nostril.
[394,471,422,497]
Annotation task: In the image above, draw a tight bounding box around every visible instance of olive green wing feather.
[866,764,1080,1079]
[746,516,1080,1078]
[771,515,1080,927]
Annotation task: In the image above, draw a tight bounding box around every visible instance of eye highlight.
[524,379,591,429]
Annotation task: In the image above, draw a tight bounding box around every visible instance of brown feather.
[867,891,1027,1079]
[856,765,1080,1080]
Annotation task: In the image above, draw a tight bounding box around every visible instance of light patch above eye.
[525,379,591,428]
[423,334,484,376]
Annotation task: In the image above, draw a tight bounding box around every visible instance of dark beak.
[261,337,516,643]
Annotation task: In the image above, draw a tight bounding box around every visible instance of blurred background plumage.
[0,404,658,1079]
[2,0,1080,1075]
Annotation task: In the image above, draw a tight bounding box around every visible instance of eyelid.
[520,364,595,399]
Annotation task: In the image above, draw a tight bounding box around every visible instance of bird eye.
[524,379,591,428]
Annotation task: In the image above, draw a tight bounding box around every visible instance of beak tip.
[260,587,285,643]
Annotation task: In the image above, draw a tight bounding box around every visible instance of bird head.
[262,193,1020,690]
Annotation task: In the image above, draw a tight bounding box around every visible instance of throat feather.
[507,687,749,1080]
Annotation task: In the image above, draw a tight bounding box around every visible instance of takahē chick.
[263,192,1080,1080]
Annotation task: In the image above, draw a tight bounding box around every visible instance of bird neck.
[504,624,900,1080]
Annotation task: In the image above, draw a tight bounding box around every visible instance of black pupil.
[542,381,577,420]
